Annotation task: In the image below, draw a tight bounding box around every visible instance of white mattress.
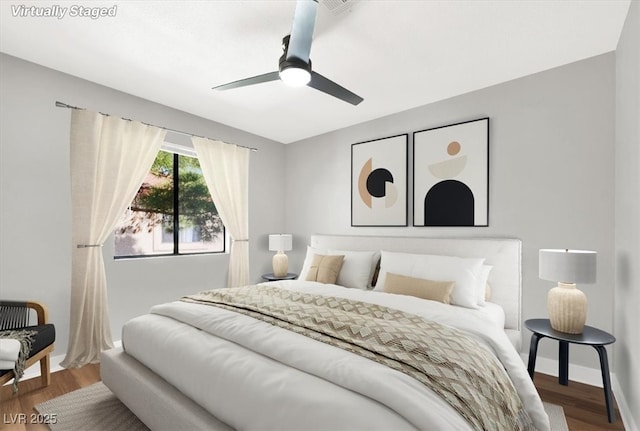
[122,281,549,431]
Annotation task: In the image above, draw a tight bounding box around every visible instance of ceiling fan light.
[280,66,311,87]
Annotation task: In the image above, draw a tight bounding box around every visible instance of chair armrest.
[25,301,48,325]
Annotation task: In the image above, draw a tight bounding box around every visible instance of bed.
[101,235,550,431]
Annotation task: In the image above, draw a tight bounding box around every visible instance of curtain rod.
[55,101,258,152]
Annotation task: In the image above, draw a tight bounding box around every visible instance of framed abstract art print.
[413,118,489,227]
[351,134,408,227]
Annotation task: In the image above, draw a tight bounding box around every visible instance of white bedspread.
[122,280,550,431]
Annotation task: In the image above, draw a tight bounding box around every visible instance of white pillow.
[375,250,485,309]
[476,265,493,306]
[299,246,379,290]
[329,249,380,290]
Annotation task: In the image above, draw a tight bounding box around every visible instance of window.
[114,149,225,257]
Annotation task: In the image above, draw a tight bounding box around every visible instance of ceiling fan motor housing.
[279,35,312,86]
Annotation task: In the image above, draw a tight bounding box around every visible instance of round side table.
[525,318,616,423]
[261,273,298,282]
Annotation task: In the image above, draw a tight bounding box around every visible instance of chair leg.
[40,354,51,387]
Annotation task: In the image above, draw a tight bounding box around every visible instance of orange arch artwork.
[352,135,407,226]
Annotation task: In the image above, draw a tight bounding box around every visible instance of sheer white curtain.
[61,109,166,368]
[192,137,250,287]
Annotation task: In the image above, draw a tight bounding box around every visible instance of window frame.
[114,150,226,259]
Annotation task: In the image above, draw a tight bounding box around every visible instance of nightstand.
[261,273,298,282]
[525,318,616,423]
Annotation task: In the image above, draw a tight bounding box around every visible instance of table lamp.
[539,249,597,334]
[269,234,293,277]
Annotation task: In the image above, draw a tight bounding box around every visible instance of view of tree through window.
[114,150,224,257]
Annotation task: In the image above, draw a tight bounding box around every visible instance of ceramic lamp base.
[547,282,587,334]
[272,252,288,277]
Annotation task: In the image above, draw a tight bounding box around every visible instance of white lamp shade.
[539,249,597,284]
[269,234,293,252]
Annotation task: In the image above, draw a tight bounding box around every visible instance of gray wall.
[285,53,616,371]
[615,0,640,426]
[0,53,286,358]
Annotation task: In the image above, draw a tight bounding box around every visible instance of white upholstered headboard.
[310,234,522,349]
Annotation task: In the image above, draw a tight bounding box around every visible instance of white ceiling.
[0,0,631,144]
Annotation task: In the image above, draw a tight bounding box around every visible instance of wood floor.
[0,366,626,431]
[0,365,100,431]
[534,372,625,431]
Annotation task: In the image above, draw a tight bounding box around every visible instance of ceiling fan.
[212,0,363,106]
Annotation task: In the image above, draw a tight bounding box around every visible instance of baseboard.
[611,374,638,431]
[520,352,604,387]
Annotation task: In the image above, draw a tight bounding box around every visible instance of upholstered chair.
[0,301,56,390]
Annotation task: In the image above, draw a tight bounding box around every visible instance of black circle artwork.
[366,168,394,198]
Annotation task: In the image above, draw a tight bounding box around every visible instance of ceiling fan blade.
[213,71,280,91]
[287,0,318,63]
[308,71,363,105]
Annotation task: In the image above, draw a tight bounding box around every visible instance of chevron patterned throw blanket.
[183,285,537,431]
[0,329,37,394]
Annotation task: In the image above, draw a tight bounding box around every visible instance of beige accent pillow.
[383,272,455,304]
[305,254,345,284]
[485,283,491,301]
